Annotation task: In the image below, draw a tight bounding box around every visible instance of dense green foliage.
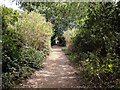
[17,2,88,46]
[2,6,52,88]
[64,28,79,51]
[64,2,120,87]
[15,11,53,54]
[2,1,120,88]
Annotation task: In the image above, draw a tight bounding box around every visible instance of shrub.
[15,11,53,54]
[20,46,45,70]
[2,7,49,88]
[64,2,120,87]
[2,29,24,73]
[2,44,45,88]
[63,28,79,52]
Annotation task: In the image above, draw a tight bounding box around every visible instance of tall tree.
[17,2,89,37]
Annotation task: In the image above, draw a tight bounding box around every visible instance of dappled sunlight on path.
[18,46,82,88]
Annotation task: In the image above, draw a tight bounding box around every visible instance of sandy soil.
[18,46,83,88]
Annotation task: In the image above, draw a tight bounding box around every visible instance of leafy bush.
[2,45,45,88]
[64,2,120,87]
[21,46,45,70]
[2,29,24,73]
[63,28,79,51]
[1,6,19,30]
[2,7,50,88]
[2,6,24,74]
[15,11,53,54]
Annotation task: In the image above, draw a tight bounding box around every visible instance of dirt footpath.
[18,46,82,88]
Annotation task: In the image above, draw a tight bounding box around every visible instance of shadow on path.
[18,46,82,88]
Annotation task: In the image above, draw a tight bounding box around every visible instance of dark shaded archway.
[51,34,66,47]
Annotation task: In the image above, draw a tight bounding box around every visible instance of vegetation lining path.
[19,46,82,88]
